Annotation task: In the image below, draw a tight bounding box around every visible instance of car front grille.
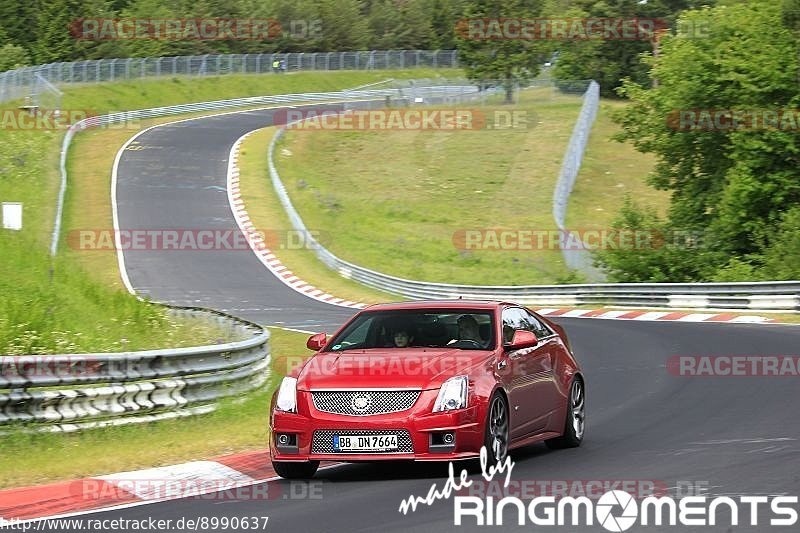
[311,390,420,416]
[311,429,414,454]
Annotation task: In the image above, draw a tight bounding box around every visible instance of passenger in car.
[393,328,414,348]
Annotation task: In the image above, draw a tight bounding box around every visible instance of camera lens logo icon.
[596,490,638,532]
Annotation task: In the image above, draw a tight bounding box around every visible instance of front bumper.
[270,389,484,462]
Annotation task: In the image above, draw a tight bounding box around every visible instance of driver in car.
[449,314,488,348]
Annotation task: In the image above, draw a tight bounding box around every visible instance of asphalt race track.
[114,104,359,332]
[55,106,800,531]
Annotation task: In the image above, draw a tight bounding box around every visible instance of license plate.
[333,434,398,452]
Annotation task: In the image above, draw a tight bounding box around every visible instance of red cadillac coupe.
[269,300,585,479]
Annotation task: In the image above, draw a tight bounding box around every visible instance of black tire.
[545,377,585,449]
[483,392,509,466]
[272,460,320,479]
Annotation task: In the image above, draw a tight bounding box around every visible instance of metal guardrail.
[267,116,800,312]
[553,80,604,281]
[0,306,270,432]
[0,50,459,105]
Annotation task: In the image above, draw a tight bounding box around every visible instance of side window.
[521,309,552,338]
[502,307,551,343]
[501,308,526,343]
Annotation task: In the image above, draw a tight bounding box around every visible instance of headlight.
[433,376,468,412]
[275,377,298,413]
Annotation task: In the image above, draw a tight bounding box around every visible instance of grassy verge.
[0,327,310,489]
[565,100,668,229]
[236,128,399,304]
[273,86,585,286]
[58,70,460,114]
[0,128,226,353]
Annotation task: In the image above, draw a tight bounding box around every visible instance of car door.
[499,307,553,439]
[519,308,563,428]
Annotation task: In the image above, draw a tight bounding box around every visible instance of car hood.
[296,348,492,391]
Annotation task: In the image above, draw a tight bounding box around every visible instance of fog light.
[278,434,290,445]
[442,432,455,444]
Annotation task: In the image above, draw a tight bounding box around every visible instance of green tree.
[601,0,800,281]
[368,0,433,49]
[456,0,548,103]
[0,43,31,71]
[550,0,718,98]
[428,0,460,49]
[761,207,800,280]
[0,0,39,53]
[314,0,371,51]
[31,0,122,63]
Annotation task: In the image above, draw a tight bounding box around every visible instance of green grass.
[0,327,310,488]
[56,70,461,114]
[0,129,227,353]
[0,236,234,354]
[565,100,668,229]
[237,127,400,304]
[274,86,585,286]
[263,93,665,290]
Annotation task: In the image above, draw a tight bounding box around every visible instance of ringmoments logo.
[453,491,799,529]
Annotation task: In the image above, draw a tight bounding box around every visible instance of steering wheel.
[449,339,482,349]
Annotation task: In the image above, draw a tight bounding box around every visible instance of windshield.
[325,310,495,352]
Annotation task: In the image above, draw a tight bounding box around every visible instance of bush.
[0,43,30,72]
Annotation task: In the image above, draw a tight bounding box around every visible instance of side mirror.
[506,330,538,350]
[306,332,328,351]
